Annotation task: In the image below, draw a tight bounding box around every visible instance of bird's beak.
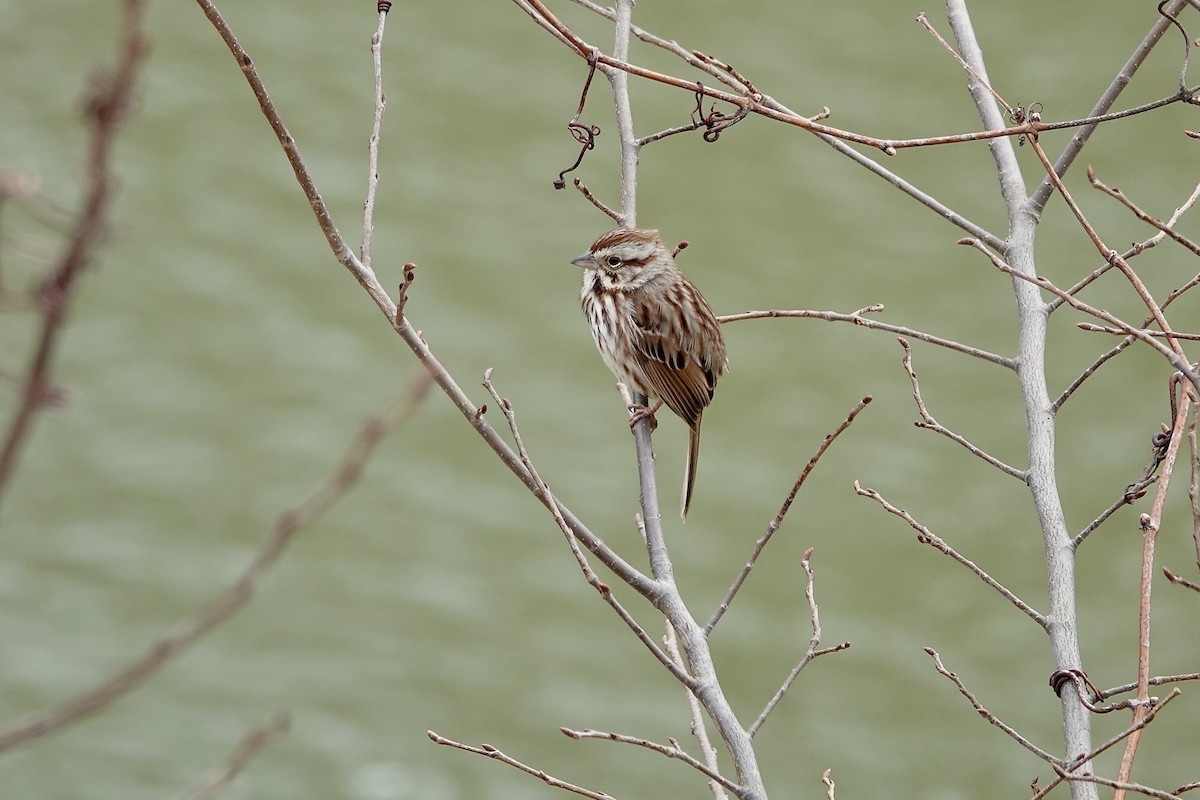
[570,252,594,269]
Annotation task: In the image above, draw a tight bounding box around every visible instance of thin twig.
[855,482,1048,628]
[898,338,1025,479]
[480,371,690,688]
[1089,167,1200,258]
[822,769,837,800]
[560,727,739,795]
[1113,387,1192,791]
[748,549,850,737]
[0,372,433,753]
[925,648,1059,764]
[707,397,872,633]
[719,307,1015,368]
[0,0,148,510]
[1097,673,1200,700]
[1048,180,1200,316]
[572,177,620,223]
[360,8,389,269]
[1052,765,1184,800]
[1033,690,1184,800]
[1163,567,1200,592]
[958,238,1200,393]
[518,0,1198,154]
[1027,136,1187,366]
[175,712,291,800]
[427,732,618,800]
[1072,476,1157,549]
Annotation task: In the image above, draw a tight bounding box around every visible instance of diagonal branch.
[0,372,432,753]
[855,481,1048,628]
[0,0,148,511]
[898,337,1025,479]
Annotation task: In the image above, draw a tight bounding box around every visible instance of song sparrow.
[571,228,727,519]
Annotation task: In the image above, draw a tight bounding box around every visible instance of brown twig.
[518,0,1198,155]
[898,338,1025,479]
[1033,690,1184,800]
[427,731,618,800]
[572,177,620,223]
[175,712,291,800]
[958,238,1200,392]
[195,0,655,598]
[1190,419,1200,569]
[0,372,432,753]
[1113,385,1193,795]
[560,726,739,795]
[1088,167,1200,258]
[1162,566,1200,592]
[925,648,1058,763]
[707,398,872,634]
[1048,180,1200,317]
[1026,136,1187,366]
[718,306,1014,368]
[855,481,1048,628]
[1051,765,1184,800]
[0,0,147,510]
[916,11,1014,116]
[748,549,850,737]
[480,371,690,687]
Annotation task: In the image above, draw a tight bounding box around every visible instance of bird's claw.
[628,400,662,431]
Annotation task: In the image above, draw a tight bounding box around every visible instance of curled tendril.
[554,57,602,189]
[692,82,750,143]
[554,121,601,190]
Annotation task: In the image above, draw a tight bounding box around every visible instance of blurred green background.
[2,1,1199,798]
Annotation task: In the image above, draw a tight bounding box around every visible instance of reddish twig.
[1113,385,1193,794]
[0,373,432,753]
[0,0,148,510]
[176,712,291,800]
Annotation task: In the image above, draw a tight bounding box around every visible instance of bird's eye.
[605,255,621,267]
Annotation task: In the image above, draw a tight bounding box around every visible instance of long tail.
[681,414,702,521]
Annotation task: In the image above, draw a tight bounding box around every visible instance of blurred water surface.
[2,1,1198,798]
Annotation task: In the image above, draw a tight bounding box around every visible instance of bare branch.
[1163,567,1200,593]
[360,7,389,269]
[748,549,850,737]
[855,482,1048,628]
[175,712,291,800]
[708,397,872,633]
[0,372,432,753]
[718,307,1014,368]
[898,338,1025,479]
[0,0,148,510]
[427,731,618,800]
[925,648,1058,764]
[560,727,739,795]
[480,371,691,688]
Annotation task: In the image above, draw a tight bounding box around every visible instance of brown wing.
[629,278,726,429]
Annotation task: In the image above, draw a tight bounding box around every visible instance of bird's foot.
[628,400,663,432]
